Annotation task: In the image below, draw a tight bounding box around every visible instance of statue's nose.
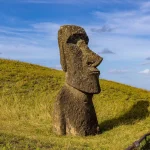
[77,39,103,67]
[87,52,103,67]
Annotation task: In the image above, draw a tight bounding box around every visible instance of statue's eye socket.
[87,61,94,66]
[67,34,88,44]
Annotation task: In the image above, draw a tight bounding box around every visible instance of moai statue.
[52,25,103,136]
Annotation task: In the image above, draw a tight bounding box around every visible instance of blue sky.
[0,0,150,90]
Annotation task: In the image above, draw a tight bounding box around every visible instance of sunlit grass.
[0,58,150,150]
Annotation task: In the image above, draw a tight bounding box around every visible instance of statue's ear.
[58,29,67,72]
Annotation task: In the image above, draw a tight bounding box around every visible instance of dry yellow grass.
[0,58,150,150]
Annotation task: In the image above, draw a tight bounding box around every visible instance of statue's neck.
[65,83,93,100]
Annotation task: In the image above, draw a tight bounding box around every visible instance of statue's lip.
[90,71,100,75]
[89,67,100,75]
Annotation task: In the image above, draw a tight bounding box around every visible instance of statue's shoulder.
[57,85,71,100]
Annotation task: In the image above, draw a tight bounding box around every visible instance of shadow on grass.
[99,100,150,132]
[140,137,150,150]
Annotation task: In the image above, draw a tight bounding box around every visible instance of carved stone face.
[58,25,103,94]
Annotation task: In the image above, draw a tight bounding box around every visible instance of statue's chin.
[66,78,101,94]
[78,86,101,94]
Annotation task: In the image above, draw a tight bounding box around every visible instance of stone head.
[58,25,103,94]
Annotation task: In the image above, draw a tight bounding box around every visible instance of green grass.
[0,58,150,150]
[140,135,150,150]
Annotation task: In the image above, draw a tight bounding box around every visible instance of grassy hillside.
[0,58,150,150]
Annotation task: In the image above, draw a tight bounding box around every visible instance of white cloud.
[140,1,150,12]
[0,22,60,41]
[19,0,81,4]
[146,57,150,60]
[31,22,60,33]
[108,69,129,74]
[91,25,114,33]
[139,69,150,74]
[1,20,150,63]
[0,22,60,60]
[93,2,150,35]
[141,62,150,65]
[6,0,127,4]
[81,2,150,61]
[1,0,150,64]
[99,48,115,54]
[83,30,150,60]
